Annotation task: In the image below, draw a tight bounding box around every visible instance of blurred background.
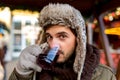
[0,0,120,80]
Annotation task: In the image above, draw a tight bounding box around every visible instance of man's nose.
[49,39,59,48]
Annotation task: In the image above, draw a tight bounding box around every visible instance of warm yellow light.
[109,15,113,21]
[104,16,109,21]
[117,7,120,11]
[0,34,3,38]
[115,11,120,16]
[105,27,120,35]
[12,9,39,18]
[0,7,11,28]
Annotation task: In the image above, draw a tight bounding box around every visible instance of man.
[9,3,116,80]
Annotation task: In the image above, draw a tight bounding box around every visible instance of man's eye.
[59,35,67,39]
[46,35,52,40]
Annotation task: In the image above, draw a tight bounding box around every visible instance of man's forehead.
[45,26,70,32]
[45,25,74,35]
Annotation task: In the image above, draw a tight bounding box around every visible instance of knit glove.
[15,43,48,75]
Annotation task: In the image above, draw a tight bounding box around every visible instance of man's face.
[45,25,76,63]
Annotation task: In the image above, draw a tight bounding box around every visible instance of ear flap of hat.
[38,29,46,44]
[72,9,87,79]
[73,26,86,79]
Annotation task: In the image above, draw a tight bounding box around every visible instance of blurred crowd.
[0,39,7,80]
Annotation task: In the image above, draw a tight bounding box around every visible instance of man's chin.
[56,59,65,63]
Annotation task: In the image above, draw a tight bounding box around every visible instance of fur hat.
[38,3,86,79]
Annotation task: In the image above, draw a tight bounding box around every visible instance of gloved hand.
[15,43,48,75]
[36,54,54,70]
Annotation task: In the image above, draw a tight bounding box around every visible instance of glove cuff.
[15,65,33,76]
[14,68,34,79]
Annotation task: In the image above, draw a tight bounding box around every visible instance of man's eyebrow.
[45,31,69,35]
[45,33,50,35]
[57,31,69,35]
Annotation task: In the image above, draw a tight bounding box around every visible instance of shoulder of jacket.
[97,64,115,73]
[95,64,115,74]
[92,64,116,80]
